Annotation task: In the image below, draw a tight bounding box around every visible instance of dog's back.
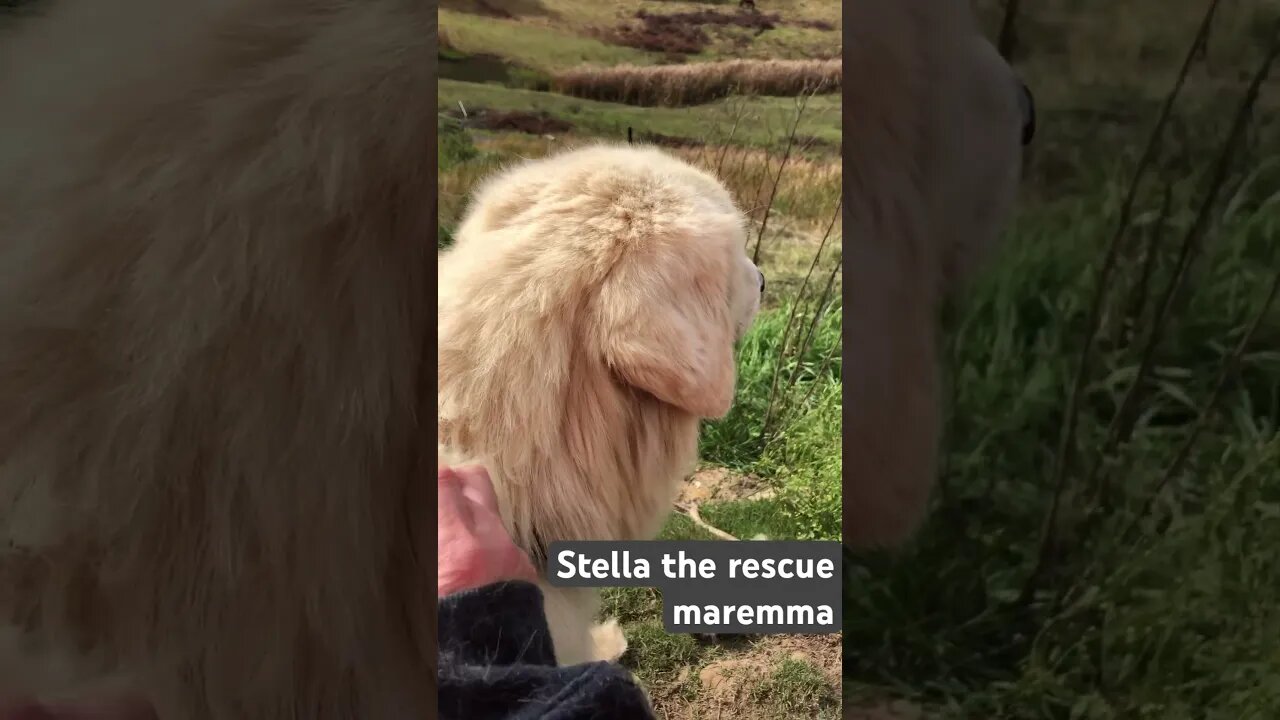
[0,1,437,716]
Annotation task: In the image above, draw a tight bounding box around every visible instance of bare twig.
[1038,17,1280,613]
[747,151,775,227]
[751,89,813,264]
[759,197,841,444]
[716,101,748,176]
[1018,0,1226,608]
[788,251,842,401]
[776,292,843,440]
[1088,24,1278,501]
[1124,183,1174,343]
[1052,266,1280,615]
[673,503,739,541]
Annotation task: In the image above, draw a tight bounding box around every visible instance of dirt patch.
[655,8,782,33]
[678,467,776,507]
[604,8,782,55]
[603,8,833,56]
[662,634,842,719]
[605,10,712,55]
[449,108,573,135]
[794,18,836,31]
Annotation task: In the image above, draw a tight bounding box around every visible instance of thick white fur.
[845,0,1026,546]
[0,0,439,716]
[438,144,762,665]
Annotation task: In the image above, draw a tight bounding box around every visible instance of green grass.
[832,4,1280,716]
[438,79,842,149]
[830,3,1280,716]
[750,658,842,719]
[699,300,843,542]
[438,115,478,170]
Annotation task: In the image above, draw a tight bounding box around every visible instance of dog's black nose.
[1017,79,1036,146]
[758,268,766,294]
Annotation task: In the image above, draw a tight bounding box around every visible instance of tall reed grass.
[552,58,840,107]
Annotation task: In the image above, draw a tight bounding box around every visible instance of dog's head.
[440,144,761,426]
[931,21,1035,292]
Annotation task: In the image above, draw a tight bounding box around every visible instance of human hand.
[437,464,538,597]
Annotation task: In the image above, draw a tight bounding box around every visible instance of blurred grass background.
[841,2,1280,718]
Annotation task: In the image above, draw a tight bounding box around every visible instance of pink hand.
[437,465,539,597]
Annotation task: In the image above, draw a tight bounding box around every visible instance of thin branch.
[775,269,844,437]
[759,198,840,444]
[1040,18,1280,613]
[716,101,748,176]
[1018,0,1226,608]
[673,503,739,541]
[1125,183,1174,343]
[788,251,842,401]
[751,89,813,264]
[1088,24,1278,501]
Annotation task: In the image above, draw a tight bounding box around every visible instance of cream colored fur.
[437,144,762,665]
[845,0,1026,547]
[0,0,439,716]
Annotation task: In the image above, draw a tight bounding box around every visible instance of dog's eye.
[1017,79,1036,146]
[758,269,766,294]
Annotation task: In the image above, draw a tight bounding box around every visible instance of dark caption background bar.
[547,540,843,634]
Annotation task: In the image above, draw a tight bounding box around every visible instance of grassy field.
[844,2,1280,719]
[438,1,844,717]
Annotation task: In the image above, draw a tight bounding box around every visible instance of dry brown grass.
[552,58,841,107]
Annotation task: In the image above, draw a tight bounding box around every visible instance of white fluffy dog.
[438,144,764,665]
[844,0,1034,547]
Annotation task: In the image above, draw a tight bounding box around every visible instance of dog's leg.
[589,619,628,663]
[536,583,630,665]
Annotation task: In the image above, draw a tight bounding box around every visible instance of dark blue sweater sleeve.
[437,581,656,720]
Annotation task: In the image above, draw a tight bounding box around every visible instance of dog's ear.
[593,231,737,419]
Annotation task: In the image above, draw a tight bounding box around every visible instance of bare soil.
[654,634,842,720]
[678,466,776,507]
[449,107,573,135]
